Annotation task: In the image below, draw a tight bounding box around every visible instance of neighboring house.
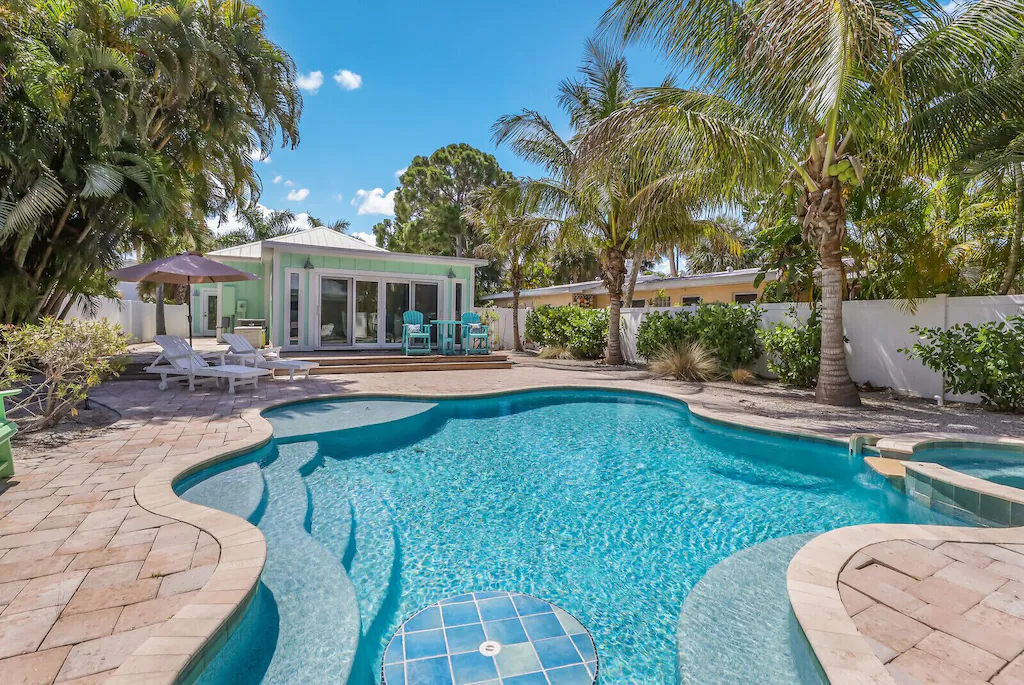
[485,267,777,309]
[204,227,486,350]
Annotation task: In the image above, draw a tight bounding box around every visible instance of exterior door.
[319,277,349,346]
[384,282,410,345]
[354,280,379,344]
[202,292,218,337]
[412,282,439,347]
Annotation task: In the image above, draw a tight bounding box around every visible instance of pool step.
[256,442,361,684]
[345,474,400,636]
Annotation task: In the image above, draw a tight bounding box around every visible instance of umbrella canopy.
[107,252,259,285]
[108,252,260,348]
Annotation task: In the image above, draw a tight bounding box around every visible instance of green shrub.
[525,306,608,359]
[636,303,762,371]
[759,308,822,388]
[0,319,130,432]
[902,315,1024,411]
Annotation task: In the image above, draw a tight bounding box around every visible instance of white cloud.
[395,167,407,179]
[351,188,396,216]
[351,231,376,247]
[333,193,344,202]
[296,70,324,94]
[287,188,310,202]
[248,148,271,164]
[272,175,283,184]
[334,69,363,91]
[285,180,296,187]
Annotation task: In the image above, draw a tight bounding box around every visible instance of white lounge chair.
[148,335,271,393]
[222,333,319,381]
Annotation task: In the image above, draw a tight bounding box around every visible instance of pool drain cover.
[382,591,598,684]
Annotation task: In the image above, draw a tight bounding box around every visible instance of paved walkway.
[0,366,1019,684]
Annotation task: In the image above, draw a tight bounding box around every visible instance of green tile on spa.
[980,494,1012,526]
[953,486,981,512]
[1012,502,1024,527]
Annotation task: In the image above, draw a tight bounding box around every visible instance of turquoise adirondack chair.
[402,311,432,356]
[461,312,490,355]
[0,389,21,478]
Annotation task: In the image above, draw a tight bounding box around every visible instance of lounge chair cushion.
[407,324,421,333]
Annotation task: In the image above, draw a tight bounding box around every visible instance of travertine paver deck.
[0,365,1020,684]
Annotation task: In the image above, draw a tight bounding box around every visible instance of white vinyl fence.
[65,297,190,343]
[487,294,1024,403]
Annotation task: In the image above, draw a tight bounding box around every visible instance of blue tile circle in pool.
[382,591,597,685]
[177,388,965,684]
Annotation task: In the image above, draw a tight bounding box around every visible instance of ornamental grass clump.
[650,342,719,382]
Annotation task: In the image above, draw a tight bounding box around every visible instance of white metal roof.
[208,226,387,260]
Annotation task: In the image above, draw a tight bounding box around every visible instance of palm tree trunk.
[155,283,167,336]
[668,247,679,278]
[511,290,523,352]
[816,233,860,406]
[999,165,1024,295]
[603,248,627,365]
[623,248,643,307]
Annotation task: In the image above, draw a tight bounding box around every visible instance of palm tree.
[215,208,299,248]
[308,216,352,232]
[598,0,1024,404]
[494,41,730,364]
[464,180,551,351]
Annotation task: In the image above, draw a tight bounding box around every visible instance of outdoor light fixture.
[447,268,456,279]
[304,258,314,270]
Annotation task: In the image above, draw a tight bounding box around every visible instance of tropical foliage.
[635,303,761,372]
[0,0,301,323]
[903,316,1024,411]
[0,319,129,431]
[759,308,823,389]
[594,0,1024,405]
[525,305,609,359]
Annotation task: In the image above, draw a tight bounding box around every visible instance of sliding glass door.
[319,277,349,346]
[354,281,379,344]
[384,282,410,344]
[413,282,439,346]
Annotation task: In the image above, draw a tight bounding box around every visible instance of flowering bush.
[0,319,130,432]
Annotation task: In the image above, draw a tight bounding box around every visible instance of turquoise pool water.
[178,389,958,684]
[918,444,1024,490]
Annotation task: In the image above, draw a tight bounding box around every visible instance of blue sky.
[228,0,675,244]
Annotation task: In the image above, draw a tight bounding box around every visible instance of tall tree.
[215,209,299,248]
[599,0,1024,404]
[376,144,509,257]
[0,0,301,323]
[464,180,551,351]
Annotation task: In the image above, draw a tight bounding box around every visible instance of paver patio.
[0,364,1022,684]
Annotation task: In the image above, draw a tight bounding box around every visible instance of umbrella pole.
[187,276,193,350]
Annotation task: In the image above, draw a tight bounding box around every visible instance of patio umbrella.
[107,252,260,348]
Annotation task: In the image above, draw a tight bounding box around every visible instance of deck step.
[295,360,513,375]
[287,352,508,366]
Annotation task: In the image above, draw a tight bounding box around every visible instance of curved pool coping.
[114,384,1023,684]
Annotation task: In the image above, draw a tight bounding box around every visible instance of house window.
[680,296,701,306]
[630,299,646,308]
[734,293,757,304]
[650,296,671,308]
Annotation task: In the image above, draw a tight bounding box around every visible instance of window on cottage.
[650,296,671,308]
[680,296,701,306]
[734,293,757,304]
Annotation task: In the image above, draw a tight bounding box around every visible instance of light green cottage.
[201,227,486,351]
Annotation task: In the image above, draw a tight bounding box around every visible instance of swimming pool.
[178,388,958,684]
[914,443,1024,490]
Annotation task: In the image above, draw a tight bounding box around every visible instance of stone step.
[300,360,513,375]
[288,352,508,366]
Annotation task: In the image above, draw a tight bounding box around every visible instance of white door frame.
[200,291,218,337]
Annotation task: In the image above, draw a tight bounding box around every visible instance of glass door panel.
[354,280,379,344]
[454,282,464,347]
[320,277,349,346]
[385,282,410,344]
[413,282,439,347]
[287,273,300,346]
